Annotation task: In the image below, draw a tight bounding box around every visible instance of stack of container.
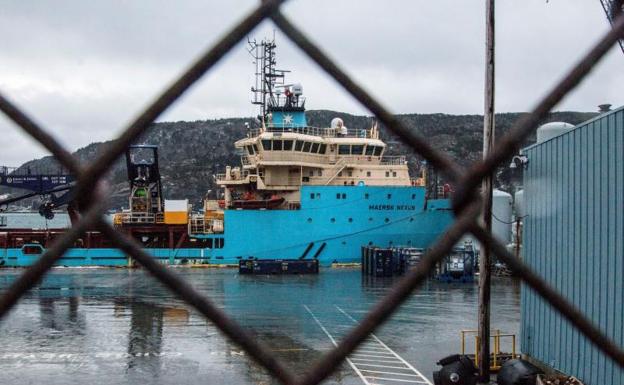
[239,259,319,275]
[361,246,425,277]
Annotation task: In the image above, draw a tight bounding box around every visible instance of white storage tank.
[536,122,574,143]
[514,189,524,218]
[492,189,513,244]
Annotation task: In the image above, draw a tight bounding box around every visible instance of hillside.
[5,110,597,209]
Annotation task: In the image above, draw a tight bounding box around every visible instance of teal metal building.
[522,107,624,384]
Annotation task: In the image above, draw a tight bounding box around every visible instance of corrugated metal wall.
[522,107,624,385]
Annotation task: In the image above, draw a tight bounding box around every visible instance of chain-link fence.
[1,1,623,384]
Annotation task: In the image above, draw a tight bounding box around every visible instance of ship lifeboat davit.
[230,196,285,209]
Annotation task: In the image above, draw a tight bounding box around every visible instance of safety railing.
[379,155,407,165]
[113,212,163,225]
[0,2,623,385]
[461,329,518,371]
[249,125,376,138]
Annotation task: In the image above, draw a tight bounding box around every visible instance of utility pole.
[479,0,495,382]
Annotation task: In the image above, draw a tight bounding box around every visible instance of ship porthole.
[384,218,390,223]
[348,218,353,223]
[409,218,414,222]
[368,241,373,245]
[307,218,312,223]
[331,218,336,223]
[368,217,373,222]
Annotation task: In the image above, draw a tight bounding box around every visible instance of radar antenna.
[248,37,290,120]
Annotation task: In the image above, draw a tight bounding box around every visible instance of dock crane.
[599,0,624,55]
[0,166,76,220]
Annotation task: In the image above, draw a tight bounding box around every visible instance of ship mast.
[248,37,289,120]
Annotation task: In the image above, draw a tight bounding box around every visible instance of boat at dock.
[0,38,454,267]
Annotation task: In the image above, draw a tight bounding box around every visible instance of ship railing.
[248,126,376,139]
[214,173,226,181]
[113,212,157,225]
[269,94,306,108]
[256,151,326,164]
[215,170,251,182]
[379,155,407,165]
[188,214,224,234]
[250,153,405,167]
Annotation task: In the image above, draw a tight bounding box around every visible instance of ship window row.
[260,139,327,154]
[338,145,383,156]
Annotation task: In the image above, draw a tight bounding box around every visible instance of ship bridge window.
[374,147,383,156]
[246,145,255,155]
[302,142,312,152]
[273,140,283,151]
[295,140,303,151]
[261,139,271,151]
[365,146,375,156]
[252,144,259,153]
[392,171,397,177]
[283,140,293,151]
[338,145,350,155]
[319,144,327,154]
[351,145,364,155]
[311,143,320,153]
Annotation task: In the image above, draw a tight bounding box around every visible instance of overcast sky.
[1,0,622,165]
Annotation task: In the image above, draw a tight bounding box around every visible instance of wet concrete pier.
[0,268,519,384]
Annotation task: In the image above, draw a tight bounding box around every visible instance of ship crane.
[599,0,624,55]
[0,165,76,220]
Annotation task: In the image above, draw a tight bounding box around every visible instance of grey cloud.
[0,0,622,166]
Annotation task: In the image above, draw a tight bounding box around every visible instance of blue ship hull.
[1,186,453,267]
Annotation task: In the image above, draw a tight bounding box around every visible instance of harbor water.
[0,267,520,385]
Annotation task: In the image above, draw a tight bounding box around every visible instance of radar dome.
[291,83,303,96]
[331,117,344,129]
[536,122,574,143]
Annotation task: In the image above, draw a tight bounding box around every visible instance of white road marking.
[304,304,433,385]
[303,305,371,385]
[335,305,433,385]
[364,376,428,383]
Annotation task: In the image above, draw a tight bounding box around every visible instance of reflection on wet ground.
[0,268,520,384]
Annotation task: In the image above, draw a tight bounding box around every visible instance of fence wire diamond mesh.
[0,1,623,384]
